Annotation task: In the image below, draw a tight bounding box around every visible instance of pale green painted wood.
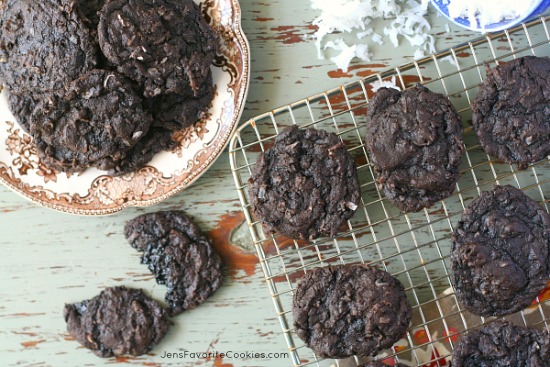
[0,2,476,366]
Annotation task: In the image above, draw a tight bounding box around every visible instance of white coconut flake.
[325,40,372,71]
[371,75,400,92]
[355,44,372,62]
[311,0,375,59]
[311,0,436,71]
[413,48,426,60]
[384,26,400,48]
[372,33,384,45]
[447,0,536,29]
[404,33,427,47]
[357,29,374,39]
[325,40,358,71]
[441,54,457,66]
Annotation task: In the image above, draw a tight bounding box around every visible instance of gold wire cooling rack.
[229,16,550,367]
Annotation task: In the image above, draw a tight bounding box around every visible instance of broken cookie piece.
[64,286,170,358]
[124,211,223,316]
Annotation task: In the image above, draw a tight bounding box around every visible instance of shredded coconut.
[441,54,457,66]
[357,29,374,39]
[311,0,435,71]
[372,33,384,45]
[446,0,536,29]
[355,44,372,62]
[371,76,400,92]
[325,40,360,70]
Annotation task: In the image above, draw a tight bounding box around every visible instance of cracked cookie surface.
[98,0,217,98]
[451,320,550,366]
[31,69,152,173]
[64,286,170,358]
[146,70,214,131]
[108,127,176,175]
[292,265,412,358]
[249,125,360,240]
[6,91,44,133]
[472,56,550,169]
[365,85,464,212]
[0,0,97,94]
[124,211,223,316]
[450,185,550,316]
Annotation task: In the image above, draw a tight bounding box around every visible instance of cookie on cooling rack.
[64,286,170,358]
[450,185,550,317]
[365,84,464,213]
[292,265,412,358]
[124,211,223,316]
[451,320,550,366]
[248,125,361,240]
[471,56,550,170]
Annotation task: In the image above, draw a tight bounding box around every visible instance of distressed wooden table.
[0,2,478,366]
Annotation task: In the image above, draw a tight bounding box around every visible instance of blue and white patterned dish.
[431,0,550,32]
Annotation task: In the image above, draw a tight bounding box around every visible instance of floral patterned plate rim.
[0,0,250,215]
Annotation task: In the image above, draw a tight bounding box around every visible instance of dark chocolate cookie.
[146,70,214,131]
[292,265,412,358]
[7,91,44,133]
[472,56,550,170]
[451,320,550,366]
[98,0,217,98]
[76,0,106,27]
[108,127,177,176]
[124,211,223,316]
[31,69,152,173]
[249,125,361,240]
[450,185,550,317]
[64,286,170,358]
[0,0,97,95]
[365,85,464,213]
[74,0,116,72]
[359,362,408,367]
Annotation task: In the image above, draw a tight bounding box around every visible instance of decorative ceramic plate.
[0,0,250,215]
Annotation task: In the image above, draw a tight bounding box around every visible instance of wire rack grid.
[229,16,550,367]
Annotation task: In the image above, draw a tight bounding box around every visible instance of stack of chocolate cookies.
[0,0,217,175]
